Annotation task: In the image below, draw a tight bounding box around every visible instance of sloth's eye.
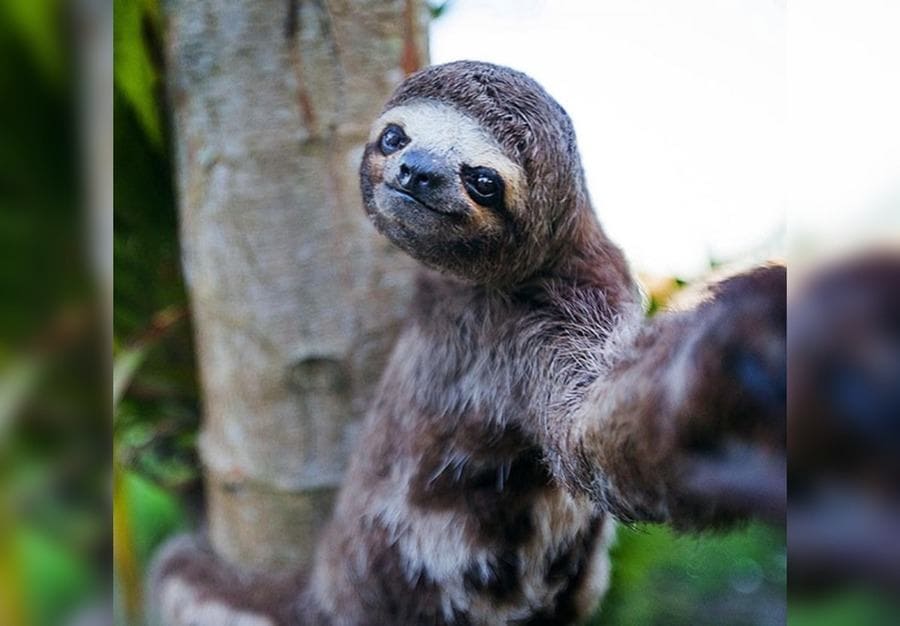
[379,124,409,155]
[462,166,504,207]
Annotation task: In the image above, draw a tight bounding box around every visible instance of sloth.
[788,252,900,592]
[152,61,785,625]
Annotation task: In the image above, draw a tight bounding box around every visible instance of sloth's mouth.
[384,183,444,215]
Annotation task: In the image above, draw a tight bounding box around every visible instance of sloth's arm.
[544,265,786,529]
[145,534,307,626]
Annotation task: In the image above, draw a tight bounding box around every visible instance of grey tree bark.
[163,0,428,571]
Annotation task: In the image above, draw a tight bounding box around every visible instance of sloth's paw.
[669,264,786,526]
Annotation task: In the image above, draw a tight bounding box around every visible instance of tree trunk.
[163,0,428,571]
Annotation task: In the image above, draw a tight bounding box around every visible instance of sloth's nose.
[397,150,446,194]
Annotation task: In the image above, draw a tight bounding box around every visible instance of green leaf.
[114,0,163,145]
[0,0,65,82]
[122,470,186,565]
[113,344,149,411]
[18,528,94,626]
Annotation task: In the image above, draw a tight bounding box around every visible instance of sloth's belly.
[366,440,614,624]
[391,480,613,624]
[316,409,613,623]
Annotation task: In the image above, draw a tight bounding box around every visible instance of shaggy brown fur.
[151,61,785,625]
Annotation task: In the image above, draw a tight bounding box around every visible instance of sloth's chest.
[404,321,566,430]
[392,418,604,621]
[393,452,604,624]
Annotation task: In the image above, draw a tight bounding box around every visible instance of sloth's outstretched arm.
[544,265,786,529]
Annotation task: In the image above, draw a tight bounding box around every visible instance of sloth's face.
[360,100,525,282]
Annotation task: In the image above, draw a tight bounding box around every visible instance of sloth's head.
[360,61,597,286]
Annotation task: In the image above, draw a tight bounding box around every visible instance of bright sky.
[430,0,899,276]
[787,1,900,255]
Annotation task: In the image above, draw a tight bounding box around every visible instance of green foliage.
[0,0,79,345]
[0,5,105,624]
[1,1,195,623]
[595,523,786,625]
[0,0,64,82]
[17,528,95,626]
[113,0,200,495]
[122,471,187,568]
[789,589,900,626]
[114,94,186,337]
[114,0,164,145]
[111,8,200,623]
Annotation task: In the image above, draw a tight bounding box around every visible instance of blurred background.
[1,0,108,625]
[0,0,896,624]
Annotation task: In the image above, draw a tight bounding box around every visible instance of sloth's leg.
[544,265,786,529]
[146,534,313,626]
